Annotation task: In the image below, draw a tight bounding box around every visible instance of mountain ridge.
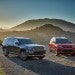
[0,24,74,44]
[10,18,75,32]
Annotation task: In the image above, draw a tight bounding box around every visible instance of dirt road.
[0,46,75,75]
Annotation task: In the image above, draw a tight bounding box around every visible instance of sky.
[0,0,75,29]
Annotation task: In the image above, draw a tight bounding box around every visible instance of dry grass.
[0,62,6,75]
[0,68,5,75]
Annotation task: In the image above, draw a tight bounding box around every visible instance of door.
[7,38,15,53]
[13,39,20,54]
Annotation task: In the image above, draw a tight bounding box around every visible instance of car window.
[2,39,9,45]
[18,39,34,45]
[8,38,14,45]
[3,38,14,46]
[56,39,71,44]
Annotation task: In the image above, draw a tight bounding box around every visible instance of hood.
[19,44,44,49]
[57,43,74,46]
[56,43,75,48]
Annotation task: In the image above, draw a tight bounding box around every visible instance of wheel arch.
[20,48,27,53]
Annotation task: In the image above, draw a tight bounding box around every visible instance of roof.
[4,37,30,40]
[52,37,67,39]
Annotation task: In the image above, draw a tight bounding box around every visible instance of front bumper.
[27,50,46,57]
[62,49,74,54]
[58,48,75,54]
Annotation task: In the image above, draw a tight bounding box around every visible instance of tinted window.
[18,39,34,45]
[3,38,14,46]
[56,38,71,44]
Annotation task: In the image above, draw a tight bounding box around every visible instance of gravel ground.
[0,46,75,75]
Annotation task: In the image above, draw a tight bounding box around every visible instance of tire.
[55,50,60,56]
[71,53,74,56]
[50,49,52,52]
[38,56,44,60]
[20,51,27,61]
[3,48,9,56]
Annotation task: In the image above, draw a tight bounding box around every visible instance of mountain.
[10,18,75,32]
[25,24,75,44]
[0,28,5,32]
[1,24,75,45]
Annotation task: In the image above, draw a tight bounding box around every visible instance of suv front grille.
[32,46,44,51]
[62,45,72,48]
[34,51,45,55]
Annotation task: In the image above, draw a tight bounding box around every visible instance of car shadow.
[7,55,75,75]
[63,54,75,62]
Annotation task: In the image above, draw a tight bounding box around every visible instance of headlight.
[26,47,32,52]
[27,47,32,50]
[57,45,62,48]
[73,45,75,48]
[44,47,46,50]
[27,47,34,53]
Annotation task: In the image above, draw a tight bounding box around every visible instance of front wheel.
[20,51,27,61]
[50,49,52,52]
[70,53,75,56]
[3,48,9,56]
[55,50,60,56]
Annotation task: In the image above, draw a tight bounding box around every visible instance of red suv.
[49,37,75,56]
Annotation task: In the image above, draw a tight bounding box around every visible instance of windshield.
[18,39,35,45]
[56,38,71,44]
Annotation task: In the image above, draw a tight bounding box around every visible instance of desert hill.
[10,18,75,32]
[0,28,5,32]
[0,24,75,45]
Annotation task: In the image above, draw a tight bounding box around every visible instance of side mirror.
[52,41,56,44]
[15,42,19,45]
